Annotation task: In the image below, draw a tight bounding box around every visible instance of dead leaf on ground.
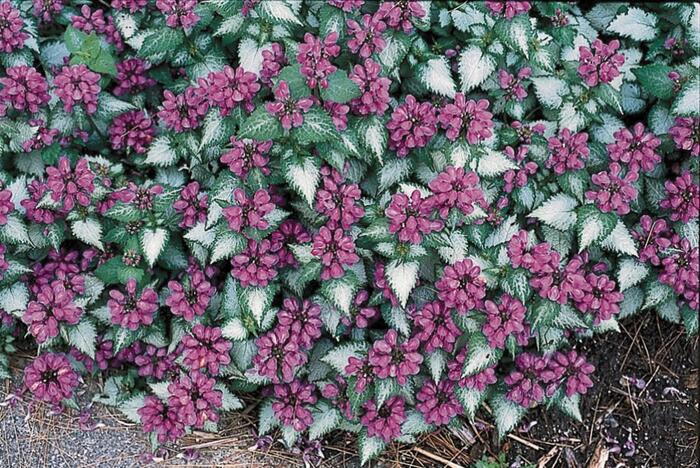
[586,441,609,468]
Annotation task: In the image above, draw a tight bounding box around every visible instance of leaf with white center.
[184,222,215,248]
[144,136,177,167]
[530,194,578,231]
[491,394,528,438]
[458,46,495,92]
[238,38,268,75]
[477,148,518,177]
[258,1,302,25]
[385,259,419,308]
[0,214,30,245]
[359,432,386,466]
[7,175,28,213]
[0,283,29,315]
[554,393,582,422]
[462,334,500,377]
[450,5,486,31]
[322,342,367,374]
[591,113,625,144]
[67,320,97,359]
[682,219,699,249]
[456,387,486,420]
[578,218,603,252]
[72,218,104,250]
[619,286,644,319]
[294,108,338,145]
[238,107,283,140]
[657,299,680,323]
[210,230,245,263]
[118,393,146,424]
[427,350,447,382]
[586,3,624,30]
[621,83,645,114]
[378,158,412,192]
[114,12,137,39]
[259,399,280,435]
[222,318,248,341]
[148,381,170,402]
[421,57,456,98]
[214,15,244,37]
[485,216,518,248]
[617,259,648,291]
[244,288,270,325]
[434,231,468,264]
[384,306,411,336]
[672,75,700,117]
[643,282,674,310]
[600,220,637,257]
[559,102,584,132]
[401,410,433,436]
[217,383,244,411]
[378,31,412,72]
[688,3,700,49]
[283,155,320,206]
[358,116,387,163]
[608,7,658,41]
[140,228,168,267]
[531,77,568,109]
[649,104,674,135]
[309,403,341,440]
[322,278,356,314]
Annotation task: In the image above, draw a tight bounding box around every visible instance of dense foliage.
[0,0,698,462]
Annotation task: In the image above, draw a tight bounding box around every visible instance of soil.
[1,315,697,468]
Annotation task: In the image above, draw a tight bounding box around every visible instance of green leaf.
[308,403,341,440]
[90,48,117,76]
[278,65,311,99]
[462,333,501,377]
[320,70,361,103]
[294,108,338,145]
[575,205,617,251]
[238,108,283,140]
[67,319,97,359]
[633,64,675,100]
[64,26,88,53]
[359,431,387,465]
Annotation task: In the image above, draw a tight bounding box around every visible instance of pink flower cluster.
[578,39,625,87]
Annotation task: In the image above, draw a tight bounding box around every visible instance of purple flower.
[173,181,208,228]
[277,298,322,349]
[269,219,312,268]
[607,123,661,173]
[345,356,374,393]
[182,324,232,376]
[669,117,700,157]
[574,273,623,325]
[134,344,178,379]
[0,244,8,279]
[265,81,314,130]
[448,349,498,391]
[436,259,486,314]
[482,294,527,349]
[585,162,639,215]
[138,396,185,443]
[223,188,275,232]
[0,66,50,114]
[347,14,386,58]
[32,0,63,23]
[659,238,699,310]
[375,1,425,33]
[546,129,589,175]
[504,353,549,408]
[632,215,673,266]
[328,0,364,12]
[205,66,260,115]
[438,94,494,144]
[503,146,538,193]
[45,157,95,212]
[311,226,359,280]
[578,39,625,87]
[387,95,437,157]
[272,379,317,431]
[530,258,588,305]
[260,43,287,87]
[373,262,400,307]
[322,377,353,419]
[0,1,28,53]
[166,267,215,321]
[53,65,101,115]
[23,353,79,404]
[108,279,159,330]
[220,136,271,179]
[386,190,443,244]
[511,120,545,144]
[368,329,423,385]
[114,182,164,210]
[0,189,13,225]
[660,171,699,223]
[231,238,279,288]
[324,100,349,131]
[254,327,307,383]
[168,371,222,429]
[297,32,340,89]
[349,59,391,116]
[315,165,365,230]
[111,0,148,13]
[412,301,460,353]
[341,290,379,329]
[547,350,595,397]
[23,284,82,344]
[485,1,531,19]
[156,0,199,30]
[428,166,486,218]
[498,67,531,102]
[108,111,155,154]
[158,86,209,132]
[22,119,59,152]
[71,5,123,52]
[360,396,406,442]
[416,379,461,426]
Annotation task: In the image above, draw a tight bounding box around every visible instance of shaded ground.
[1,316,697,468]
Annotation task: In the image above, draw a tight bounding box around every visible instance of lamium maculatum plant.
[0,0,698,463]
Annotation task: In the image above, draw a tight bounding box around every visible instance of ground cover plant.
[0,0,698,464]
